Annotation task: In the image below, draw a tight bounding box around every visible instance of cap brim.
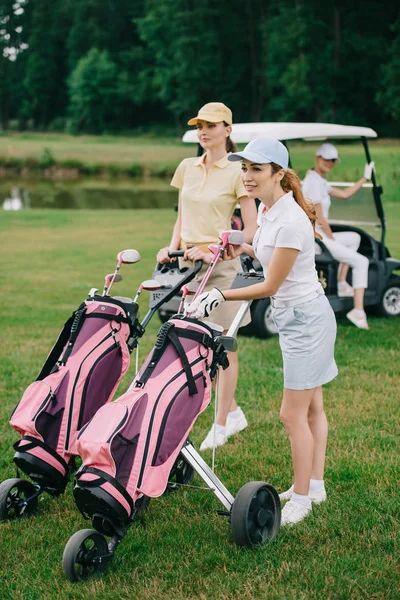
[187,114,228,126]
[228,150,273,164]
[317,153,341,163]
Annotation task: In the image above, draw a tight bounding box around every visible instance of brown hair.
[270,163,321,239]
[223,121,237,153]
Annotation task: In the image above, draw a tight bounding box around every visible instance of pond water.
[0,178,176,209]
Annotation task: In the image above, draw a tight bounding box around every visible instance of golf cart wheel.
[62,529,109,582]
[377,276,400,317]
[0,478,38,520]
[251,299,278,339]
[166,453,194,492]
[231,481,281,548]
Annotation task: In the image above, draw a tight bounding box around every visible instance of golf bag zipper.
[76,342,122,430]
[137,354,204,488]
[150,371,205,466]
[64,329,116,450]
[31,390,56,421]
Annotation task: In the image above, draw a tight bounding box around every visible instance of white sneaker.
[338,282,354,297]
[346,309,369,330]
[225,407,248,438]
[281,500,312,526]
[279,485,326,505]
[199,425,227,451]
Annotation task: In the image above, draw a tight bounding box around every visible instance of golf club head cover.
[187,288,225,319]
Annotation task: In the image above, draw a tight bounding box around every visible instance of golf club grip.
[168,251,185,258]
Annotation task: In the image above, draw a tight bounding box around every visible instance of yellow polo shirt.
[171,154,247,245]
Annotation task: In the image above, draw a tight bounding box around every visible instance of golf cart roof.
[182,122,378,144]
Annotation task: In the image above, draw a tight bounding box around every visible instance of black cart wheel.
[231,481,281,548]
[166,453,194,492]
[250,299,278,339]
[0,478,39,520]
[63,529,109,582]
[377,276,400,317]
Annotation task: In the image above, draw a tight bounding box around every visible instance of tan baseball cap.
[187,102,232,126]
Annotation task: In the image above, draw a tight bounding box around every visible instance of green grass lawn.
[0,206,399,599]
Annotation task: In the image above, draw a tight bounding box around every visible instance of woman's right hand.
[156,247,175,264]
[223,243,244,261]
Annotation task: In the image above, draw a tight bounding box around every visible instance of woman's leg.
[280,387,316,495]
[321,236,369,314]
[335,232,361,285]
[308,386,328,480]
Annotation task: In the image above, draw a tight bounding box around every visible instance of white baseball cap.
[228,137,289,170]
[316,143,341,162]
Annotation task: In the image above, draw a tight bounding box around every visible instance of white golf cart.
[155,123,400,337]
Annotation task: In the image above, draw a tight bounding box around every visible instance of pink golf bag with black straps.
[73,315,228,535]
[9,294,137,495]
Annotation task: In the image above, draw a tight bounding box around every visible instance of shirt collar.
[194,154,230,168]
[263,191,294,222]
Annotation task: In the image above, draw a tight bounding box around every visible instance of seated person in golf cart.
[302,143,374,330]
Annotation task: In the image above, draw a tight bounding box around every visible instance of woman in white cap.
[157,102,258,451]
[302,143,374,330]
[188,137,338,526]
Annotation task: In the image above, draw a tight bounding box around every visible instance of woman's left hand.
[184,247,213,264]
[186,288,225,319]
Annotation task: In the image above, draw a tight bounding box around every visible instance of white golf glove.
[186,288,225,319]
[363,161,374,180]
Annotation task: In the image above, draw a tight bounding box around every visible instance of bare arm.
[238,196,258,243]
[314,203,334,239]
[330,178,367,199]
[222,247,299,301]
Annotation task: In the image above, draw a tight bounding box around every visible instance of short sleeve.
[302,172,322,205]
[275,222,307,251]
[234,169,247,199]
[170,160,186,189]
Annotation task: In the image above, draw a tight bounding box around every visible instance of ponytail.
[223,121,237,153]
[270,163,321,239]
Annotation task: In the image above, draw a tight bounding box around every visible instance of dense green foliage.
[0,0,399,135]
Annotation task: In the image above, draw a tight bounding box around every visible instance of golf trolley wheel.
[62,528,109,582]
[166,453,194,492]
[0,478,38,520]
[377,276,400,317]
[231,481,281,548]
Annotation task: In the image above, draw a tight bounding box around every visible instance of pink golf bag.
[9,295,137,495]
[73,315,228,536]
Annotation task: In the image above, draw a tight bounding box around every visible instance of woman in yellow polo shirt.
[157,102,257,451]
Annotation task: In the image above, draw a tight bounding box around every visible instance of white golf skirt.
[272,293,338,390]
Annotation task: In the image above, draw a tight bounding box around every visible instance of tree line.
[1,0,399,136]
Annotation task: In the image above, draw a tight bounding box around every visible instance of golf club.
[133,279,165,302]
[102,273,123,296]
[105,248,142,296]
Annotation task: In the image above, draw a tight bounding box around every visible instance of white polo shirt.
[253,191,321,303]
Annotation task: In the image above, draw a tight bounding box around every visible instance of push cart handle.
[168,251,185,258]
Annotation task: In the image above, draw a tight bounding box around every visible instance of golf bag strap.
[13,436,69,472]
[137,323,198,395]
[170,327,215,350]
[59,302,87,366]
[76,466,134,514]
[36,314,76,380]
[167,328,198,396]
